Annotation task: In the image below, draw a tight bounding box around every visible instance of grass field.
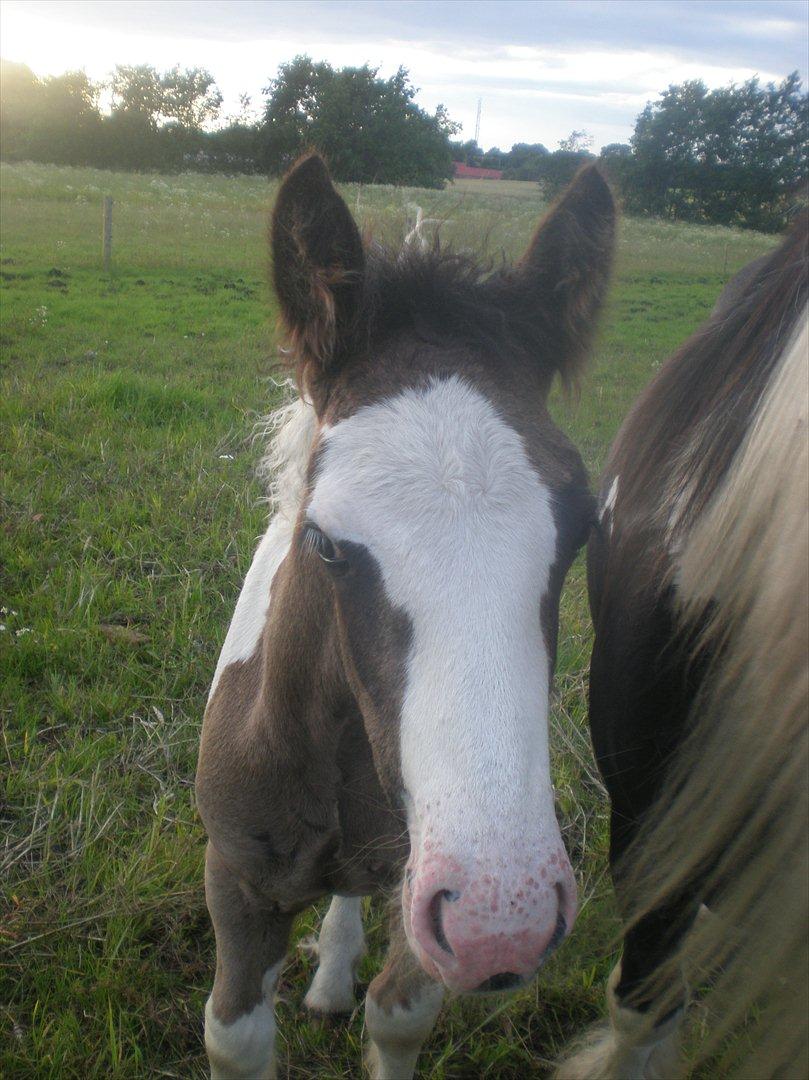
[0,162,777,1079]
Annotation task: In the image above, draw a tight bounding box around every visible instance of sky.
[1,0,807,151]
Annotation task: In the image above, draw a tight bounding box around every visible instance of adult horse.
[196,154,615,1078]
[560,217,808,1077]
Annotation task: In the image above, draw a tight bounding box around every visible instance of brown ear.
[271,153,364,388]
[519,164,615,388]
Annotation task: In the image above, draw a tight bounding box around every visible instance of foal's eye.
[302,524,349,574]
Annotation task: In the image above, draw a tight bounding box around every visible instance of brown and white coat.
[196,154,615,1079]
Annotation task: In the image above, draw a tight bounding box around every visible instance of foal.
[196,153,615,1079]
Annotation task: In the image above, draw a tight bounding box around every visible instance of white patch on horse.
[207,517,291,701]
[600,474,619,530]
[303,895,365,1014]
[307,375,559,855]
[364,982,444,1080]
[204,961,283,1080]
[208,394,317,701]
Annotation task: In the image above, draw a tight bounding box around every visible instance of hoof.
[303,958,361,1015]
[303,981,357,1016]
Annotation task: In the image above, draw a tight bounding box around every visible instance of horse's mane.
[621,306,809,1073]
[610,214,808,548]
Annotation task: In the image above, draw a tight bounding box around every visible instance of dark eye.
[303,523,349,574]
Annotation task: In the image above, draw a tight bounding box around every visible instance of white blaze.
[307,376,559,849]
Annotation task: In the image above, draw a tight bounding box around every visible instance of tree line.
[0,56,458,188]
[454,75,807,232]
[1,55,805,229]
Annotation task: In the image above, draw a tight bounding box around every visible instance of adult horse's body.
[560,218,808,1077]
[196,155,615,1079]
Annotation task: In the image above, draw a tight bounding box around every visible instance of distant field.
[0,162,776,1079]
[448,177,544,198]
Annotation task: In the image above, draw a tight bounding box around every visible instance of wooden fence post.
[102,196,113,272]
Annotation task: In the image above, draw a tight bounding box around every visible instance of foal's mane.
[280,234,599,403]
[258,243,554,534]
[360,242,529,362]
[257,384,317,525]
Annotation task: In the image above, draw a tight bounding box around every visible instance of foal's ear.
[271,153,364,387]
[518,164,615,388]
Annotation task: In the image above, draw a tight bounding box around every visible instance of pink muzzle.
[403,845,577,993]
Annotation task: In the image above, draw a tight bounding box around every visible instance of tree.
[517,130,598,199]
[199,123,263,173]
[161,66,222,129]
[225,92,256,127]
[450,139,483,166]
[110,65,164,128]
[0,62,103,165]
[598,143,634,194]
[480,146,506,169]
[103,64,221,169]
[109,64,221,129]
[37,70,103,164]
[558,130,593,153]
[501,143,550,180]
[261,56,459,187]
[529,138,595,198]
[627,74,808,229]
[0,62,42,159]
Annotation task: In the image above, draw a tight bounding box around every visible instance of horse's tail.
[623,310,809,1075]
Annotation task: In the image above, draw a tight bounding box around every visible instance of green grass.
[0,162,777,1078]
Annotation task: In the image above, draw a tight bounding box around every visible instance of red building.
[452,162,504,180]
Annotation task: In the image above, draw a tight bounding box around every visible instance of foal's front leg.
[364,913,444,1080]
[203,843,293,1080]
[303,895,366,1014]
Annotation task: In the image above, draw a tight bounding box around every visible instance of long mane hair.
[619,217,808,1075]
[611,217,807,549]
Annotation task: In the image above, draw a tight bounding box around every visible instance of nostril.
[475,972,523,993]
[428,890,459,955]
[541,884,570,964]
[544,909,567,959]
[554,879,574,919]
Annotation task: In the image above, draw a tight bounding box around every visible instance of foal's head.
[272,154,614,993]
